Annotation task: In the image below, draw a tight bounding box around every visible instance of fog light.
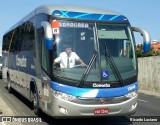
[129,103,137,112]
[59,106,68,115]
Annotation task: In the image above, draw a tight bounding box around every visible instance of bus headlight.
[125,91,137,99]
[53,90,77,101]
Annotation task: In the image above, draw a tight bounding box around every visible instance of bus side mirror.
[41,21,53,50]
[132,26,151,52]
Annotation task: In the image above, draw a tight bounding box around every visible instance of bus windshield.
[52,20,137,85]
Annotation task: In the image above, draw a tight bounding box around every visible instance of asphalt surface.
[0,79,160,125]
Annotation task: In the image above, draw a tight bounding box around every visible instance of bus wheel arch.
[30,80,41,116]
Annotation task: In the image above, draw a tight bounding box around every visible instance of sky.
[0,0,160,45]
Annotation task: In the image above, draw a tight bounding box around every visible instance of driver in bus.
[54,44,87,68]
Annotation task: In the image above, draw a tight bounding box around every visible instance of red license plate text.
[94,108,109,114]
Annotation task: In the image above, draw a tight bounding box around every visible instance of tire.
[32,90,41,116]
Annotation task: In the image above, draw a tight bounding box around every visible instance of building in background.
[136,43,143,51]
[151,41,160,52]
[136,41,160,52]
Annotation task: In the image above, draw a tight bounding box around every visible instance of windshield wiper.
[104,42,124,87]
[78,26,98,87]
[78,53,97,87]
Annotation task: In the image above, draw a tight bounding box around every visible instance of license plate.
[94,108,109,114]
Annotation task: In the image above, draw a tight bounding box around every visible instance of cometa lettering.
[93,83,110,88]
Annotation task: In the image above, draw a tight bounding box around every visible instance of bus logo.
[99,99,106,104]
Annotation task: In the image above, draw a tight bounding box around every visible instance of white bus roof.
[7,5,128,33]
[35,5,121,15]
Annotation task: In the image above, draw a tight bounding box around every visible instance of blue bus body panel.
[52,10,129,22]
[8,51,36,76]
[50,82,138,98]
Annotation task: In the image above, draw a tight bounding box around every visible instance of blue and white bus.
[2,5,150,117]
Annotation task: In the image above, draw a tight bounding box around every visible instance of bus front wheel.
[32,90,41,116]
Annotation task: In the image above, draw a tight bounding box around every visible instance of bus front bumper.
[50,94,138,118]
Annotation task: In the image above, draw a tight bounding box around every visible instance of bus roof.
[36,5,122,15]
[7,5,129,33]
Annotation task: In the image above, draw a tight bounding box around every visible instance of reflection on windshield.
[98,24,137,81]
